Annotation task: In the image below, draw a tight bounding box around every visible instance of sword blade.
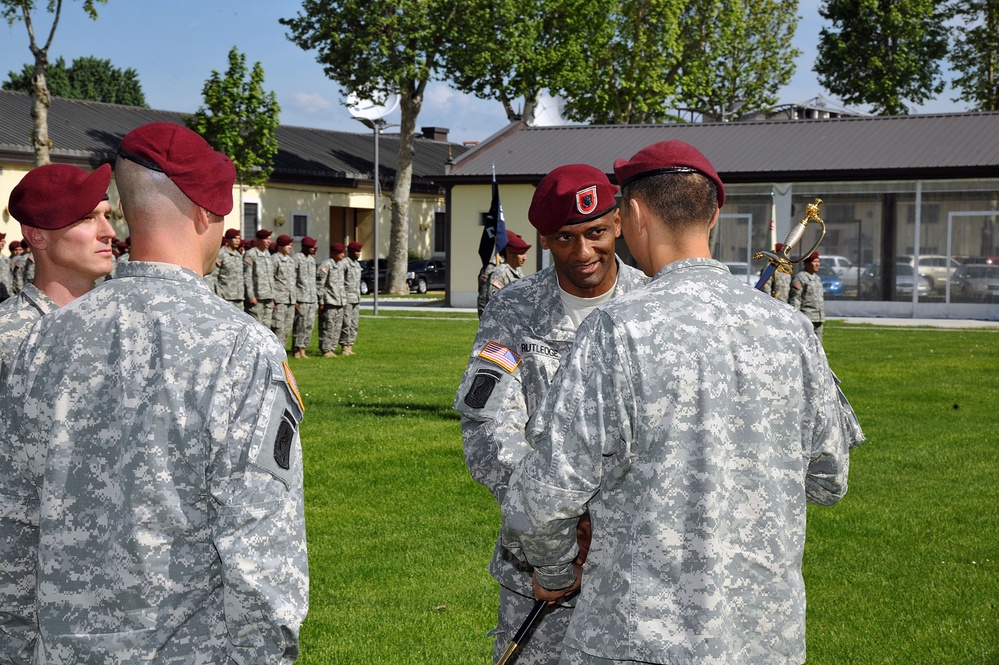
[495,599,548,665]
[754,263,777,291]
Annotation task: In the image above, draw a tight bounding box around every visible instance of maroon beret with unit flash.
[255,229,272,240]
[118,122,237,217]
[330,242,346,254]
[276,234,293,247]
[301,236,317,248]
[504,230,531,255]
[528,164,618,236]
[347,241,363,252]
[224,228,241,240]
[613,140,725,208]
[8,163,112,230]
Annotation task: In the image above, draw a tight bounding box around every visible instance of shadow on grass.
[341,401,461,421]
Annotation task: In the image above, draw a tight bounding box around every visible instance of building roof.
[447,113,999,185]
[0,90,464,190]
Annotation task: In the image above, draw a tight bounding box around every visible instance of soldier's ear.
[20,224,47,250]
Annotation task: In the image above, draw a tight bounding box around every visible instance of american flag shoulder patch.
[478,341,521,373]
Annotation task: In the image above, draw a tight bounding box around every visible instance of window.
[242,201,260,238]
[433,209,446,254]
[292,212,309,238]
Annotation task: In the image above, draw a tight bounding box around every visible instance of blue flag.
[478,171,507,267]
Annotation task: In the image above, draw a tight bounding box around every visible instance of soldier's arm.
[209,336,308,663]
[801,334,853,505]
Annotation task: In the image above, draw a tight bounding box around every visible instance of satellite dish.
[530,91,567,127]
[347,91,400,121]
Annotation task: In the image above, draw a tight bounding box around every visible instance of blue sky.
[0,0,958,145]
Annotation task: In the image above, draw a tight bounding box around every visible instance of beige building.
[0,90,460,263]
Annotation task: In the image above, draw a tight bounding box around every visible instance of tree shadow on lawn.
[341,401,460,421]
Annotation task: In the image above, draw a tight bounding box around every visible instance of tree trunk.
[31,54,52,166]
[386,84,423,294]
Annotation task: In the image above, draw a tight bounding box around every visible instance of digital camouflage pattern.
[0,261,309,664]
[455,259,648,664]
[292,252,318,351]
[484,262,523,309]
[244,246,274,326]
[316,257,346,353]
[789,270,824,322]
[476,262,496,316]
[766,270,791,302]
[0,252,12,301]
[215,245,245,304]
[501,259,862,665]
[0,282,56,377]
[339,256,362,346]
[272,252,297,347]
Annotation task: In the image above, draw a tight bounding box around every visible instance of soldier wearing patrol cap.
[339,240,363,355]
[292,236,319,358]
[272,234,297,348]
[0,121,308,663]
[0,163,115,374]
[215,227,245,306]
[501,141,861,665]
[477,229,532,316]
[244,227,275,325]
[317,242,347,357]
[455,163,649,665]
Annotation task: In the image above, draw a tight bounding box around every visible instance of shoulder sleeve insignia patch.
[477,341,521,373]
[274,409,295,470]
[283,360,305,412]
[464,369,501,409]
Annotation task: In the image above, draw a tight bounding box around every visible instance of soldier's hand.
[532,563,581,605]
[575,512,592,566]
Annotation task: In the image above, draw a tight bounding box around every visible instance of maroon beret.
[347,241,363,252]
[613,140,725,207]
[0,232,5,239]
[330,242,346,253]
[268,241,277,254]
[528,164,618,236]
[9,240,21,250]
[276,234,293,247]
[504,230,531,255]
[255,229,272,240]
[806,251,820,261]
[224,228,241,239]
[775,242,785,252]
[301,236,317,248]
[116,240,128,251]
[9,163,111,230]
[118,122,236,216]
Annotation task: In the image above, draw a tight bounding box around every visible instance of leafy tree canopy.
[946,0,999,111]
[3,55,147,106]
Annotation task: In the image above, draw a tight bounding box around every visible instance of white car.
[821,254,861,290]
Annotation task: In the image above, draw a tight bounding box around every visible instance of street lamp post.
[353,117,398,316]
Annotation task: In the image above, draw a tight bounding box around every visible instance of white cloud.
[289,91,336,115]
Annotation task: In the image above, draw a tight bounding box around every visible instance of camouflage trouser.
[271,302,295,348]
[318,305,345,353]
[247,299,273,329]
[293,302,318,350]
[493,586,572,665]
[339,302,359,345]
[558,646,631,664]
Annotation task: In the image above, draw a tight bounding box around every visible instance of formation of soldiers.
[207,228,363,357]
[0,235,36,302]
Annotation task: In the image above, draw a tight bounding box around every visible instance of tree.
[4,55,147,106]
[443,0,604,123]
[1,0,108,165]
[281,0,460,294]
[678,0,800,122]
[814,0,947,115]
[187,47,280,189]
[946,0,999,111]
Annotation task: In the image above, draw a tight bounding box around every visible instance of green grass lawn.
[289,314,999,664]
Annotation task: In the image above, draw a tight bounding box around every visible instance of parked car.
[359,258,388,295]
[723,262,758,287]
[897,254,962,293]
[406,258,447,293]
[860,262,932,300]
[952,263,999,302]
[821,254,860,292]
[817,265,844,298]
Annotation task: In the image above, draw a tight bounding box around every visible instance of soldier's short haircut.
[622,172,717,232]
[114,156,194,221]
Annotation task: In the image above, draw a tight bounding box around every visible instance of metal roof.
[0,90,464,188]
[447,113,999,184]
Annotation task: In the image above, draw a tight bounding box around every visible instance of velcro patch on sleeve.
[274,410,295,470]
[283,360,305,413]
[477,341,522,373]
[464,369,501,409]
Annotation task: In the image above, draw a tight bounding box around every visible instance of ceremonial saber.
[495,599,548,665]
[754,198,826,291]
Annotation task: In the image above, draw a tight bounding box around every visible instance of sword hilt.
[754,198,826,273]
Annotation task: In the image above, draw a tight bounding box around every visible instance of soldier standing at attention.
[291,236,318,359]
[455,164,649,665]
[789,251,825,342]
[0,164,115,374]
[477,230,532,316]
[215,228,245,307]
[501,141,861,665]
[338,240,363,356]
[0,233,11,302]
[317,242,347,358]
[244,228,275,326]
[8,240,24,295]
[271,234,297,349]
[0,122,308,663]
[11,240,34,293]
[764,242,792,302]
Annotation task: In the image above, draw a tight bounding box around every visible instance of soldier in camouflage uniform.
[0,163,115,377]
[244,228,275,327]
[338,241,363,355]
[456,164,649,665]
[11,241,33,293]
[0,233,11,302]
[7,240,24,295]
[764,242,792,302]
[0,122,308,663]
[789,251,825,342]
[215,228,245,306]
[316,243,347,357]
[477,230,532,316]
[271,234,297,349]
[292,236,318,359]
[501,141,862,665]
